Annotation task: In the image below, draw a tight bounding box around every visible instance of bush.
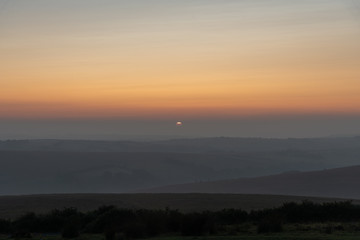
[61,224,79,238]
[123,222,147,239]
[324,225,333,234]
[0,219,11,234]
[257,216,283,234]
[181,212,216,236]
[105,228,116,240]
[10,230,32,239]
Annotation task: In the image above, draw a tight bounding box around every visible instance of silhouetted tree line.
[0,201,360,238]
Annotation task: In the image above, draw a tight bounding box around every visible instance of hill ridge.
[140,165,360,199]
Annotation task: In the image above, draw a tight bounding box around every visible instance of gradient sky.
[1,0,360,138]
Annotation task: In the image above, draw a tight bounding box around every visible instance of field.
[1,193,359,219]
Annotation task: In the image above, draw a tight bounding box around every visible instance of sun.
[176,121,183,126]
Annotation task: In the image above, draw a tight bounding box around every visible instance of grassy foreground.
[2,222,360,240]
[2,200,360,240]
[2,232,360,240]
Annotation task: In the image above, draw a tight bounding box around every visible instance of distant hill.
[1,136,360,153]
[141,165,360,199]
[1,193,359,219]
[0,149,359,195]
[1,137,360,195]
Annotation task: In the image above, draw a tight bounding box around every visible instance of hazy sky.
[1,0,360,139]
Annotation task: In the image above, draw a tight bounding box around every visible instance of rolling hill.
[1,137,360,153]
[141,165,360,199]
[1,137,360,195]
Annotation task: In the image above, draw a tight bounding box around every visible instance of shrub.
[257,216,283,234]
[61,224,79,238]
[0,219,11,234]
[123,222,147,239]
[10,230,32,239]
[105,228,116,240]
[181,212,216,236]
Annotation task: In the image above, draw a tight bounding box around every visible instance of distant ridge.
[140,165,360,199]
[1,137,360,195]
[1,136,360,152]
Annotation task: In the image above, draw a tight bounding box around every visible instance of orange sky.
[1,0,360,119]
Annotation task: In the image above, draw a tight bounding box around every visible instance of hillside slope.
[1,137,360,195]
[1,137,360,153]
[142,165,360,199]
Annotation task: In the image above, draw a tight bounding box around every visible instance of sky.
[1,0,360,139]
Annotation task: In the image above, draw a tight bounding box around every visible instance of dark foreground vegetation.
[1,201,360,239]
